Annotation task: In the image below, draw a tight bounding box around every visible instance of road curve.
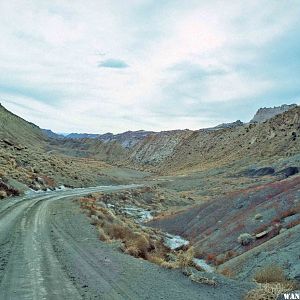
[0,186,250,299]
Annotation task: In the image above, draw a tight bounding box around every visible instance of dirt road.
[0,186,250,299]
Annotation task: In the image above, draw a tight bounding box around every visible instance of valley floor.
[0,186,252,300]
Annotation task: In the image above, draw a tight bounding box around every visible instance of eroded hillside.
[126,106,300,174]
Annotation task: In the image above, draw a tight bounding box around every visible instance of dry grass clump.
[245,265,298,300]
[245,282,296,300]
[253,265,287,284]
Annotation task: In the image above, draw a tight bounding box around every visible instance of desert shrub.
[80,196,203,272]
[238,233,254,246]
[245,282,296,300]
[124,246,141,257]
[125,234,150,258]
[219,267,235,278]
[254,265,286,284]
[145,253,175,269]
[98,227,109,241]
[177,247,195,268]
[207,253,217,262]
[146,254,165,265]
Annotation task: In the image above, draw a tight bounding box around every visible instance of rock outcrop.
[250,104,297,123]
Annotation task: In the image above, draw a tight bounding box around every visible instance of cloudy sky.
[0,1,300,133]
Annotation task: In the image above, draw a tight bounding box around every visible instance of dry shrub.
[254,265,287,284]
[107,224,133,240]
[146,254,165,265]
[161,261,178,269]
[125,234,150,258]
[245,282,296,300]
[98,227,110,242]
[219,267,235,278]
[238,233,254,246]
[177,246,195,268]
[124,246,141,257]
[207,253,217,264]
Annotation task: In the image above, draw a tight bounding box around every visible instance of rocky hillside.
[127,106,300,174]
[250,104,297,123]
[149,174,300,280]
[41,104,299,176]
[42,129,64,139]
[128,130,193,168]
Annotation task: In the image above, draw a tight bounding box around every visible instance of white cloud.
[0,0,299,133]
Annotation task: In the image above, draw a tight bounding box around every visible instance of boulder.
[255,230,269,239]
[276,167,299,178]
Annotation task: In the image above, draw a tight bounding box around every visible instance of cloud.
[98,58,129,69]
[0,0,299,133]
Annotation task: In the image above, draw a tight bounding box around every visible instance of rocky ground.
[149,173,300,282]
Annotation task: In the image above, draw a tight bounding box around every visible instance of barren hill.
[0,103,46,147]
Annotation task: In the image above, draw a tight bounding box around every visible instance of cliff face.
[250,104,297,123]
[128,130,193,167]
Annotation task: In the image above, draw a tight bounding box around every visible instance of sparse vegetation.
[238,233,254,246]
[245,282,296,300]
[245,265,298,299]
[80,195,199,271]
[253,265,287,284]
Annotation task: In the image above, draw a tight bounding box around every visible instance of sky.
[0,0,300,134]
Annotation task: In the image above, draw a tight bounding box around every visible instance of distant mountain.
[65,133,99,139]
[60,130,155,149]
[98,130,155,148]
[42,129,64,139]
[250,104,297,123]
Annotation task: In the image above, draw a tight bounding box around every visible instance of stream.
[107,202,215,273]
